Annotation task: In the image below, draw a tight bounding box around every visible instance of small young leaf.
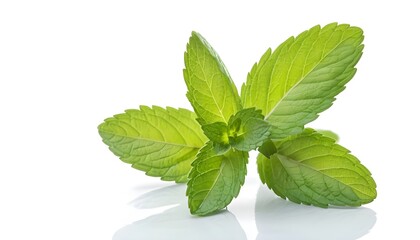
[202,108,271,152]
[228,107,264,126]
[201,122,231,154]
[228,108,271,151]
[201,122,229,145]
[257,129,376,207]
[187,143,248,216]
[184,31,241,125]
[98,106,207,183]
[212,142,231,155]
[242,23,364,139]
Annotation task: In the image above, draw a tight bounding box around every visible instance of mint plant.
[98,23,377,216]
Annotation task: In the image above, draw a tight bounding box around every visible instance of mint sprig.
[98,23,377,216]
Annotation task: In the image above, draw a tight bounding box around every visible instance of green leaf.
[316,129,340,142]
[258,139,277,158]
[201,122,229,145]
[98,106,207,183]
[212,142,231,155]
[257,129,376,207]
[228,108,271,151]
[241,23,364,139]
[201,108,271,152]
[184,31,241,125]
[187,143,248,215]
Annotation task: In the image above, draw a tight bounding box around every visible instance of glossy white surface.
[1,1,419,239]
[112,165,377,240]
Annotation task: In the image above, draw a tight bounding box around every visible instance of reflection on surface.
[255,186,376,240]
[113,184,246,240]
[129,184,186,209]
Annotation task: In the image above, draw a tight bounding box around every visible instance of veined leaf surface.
[242,23,363,139]
[184,32,241,124]
[187,143,248,215]
[98,106,207,183]
[257,129,376,207]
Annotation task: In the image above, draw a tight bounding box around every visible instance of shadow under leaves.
[113,184,246,240]
[255,186,376,240]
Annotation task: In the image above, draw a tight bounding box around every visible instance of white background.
[1,0,419,239]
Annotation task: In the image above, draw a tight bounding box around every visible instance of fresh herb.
[98,23,377,216]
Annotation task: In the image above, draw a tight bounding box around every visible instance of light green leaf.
[257,129,376,207]
[242,23,364,139]
[98,106,207,183]
[187,143,248,215]
[258,139,277,158]
[201,122,229,145]
[201,108,271,152]
[184,31,241,125]
[212,142,231,155]
[316,129,340,142]
[201,122,231,155]
[228,108,271,151]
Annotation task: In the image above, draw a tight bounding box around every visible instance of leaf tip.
[190,31,204,42]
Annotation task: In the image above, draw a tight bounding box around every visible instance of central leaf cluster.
[201,108,270,154]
